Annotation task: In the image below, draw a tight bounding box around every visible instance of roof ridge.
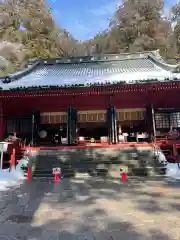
[27,50,160,62]
[27,50,157,66]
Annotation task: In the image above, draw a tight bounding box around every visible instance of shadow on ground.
[0,175,179,239]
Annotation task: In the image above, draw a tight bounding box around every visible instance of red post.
[9,148,16,169]
[26,168,31,181]
[173,144,177,157]
[54,173,60,183]
[121,172,127,181]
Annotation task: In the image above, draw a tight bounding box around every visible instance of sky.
[48,0,178,41]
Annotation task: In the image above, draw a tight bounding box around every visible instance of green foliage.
[90,0,176,58]
[0,0,83,75]
[171,2,180,57]
[0,0,180,76]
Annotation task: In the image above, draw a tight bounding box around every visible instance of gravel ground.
[0,176,180,239]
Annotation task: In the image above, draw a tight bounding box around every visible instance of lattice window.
[87,113,98,122]
[78,114,87,122]
[117,112,125,121]
[131,111,137,120]
[97,113,106,122]
[40,113,67,124]
[49,115,56,124]
[170,112,180,128]
[56,115,61,123]
[40,115,50,124]
[116,110,144,121]
[155,113,170,129]
[77,112,106,122]
[137,111,144,120]
[124,112,131,120]
[60,114,67,123]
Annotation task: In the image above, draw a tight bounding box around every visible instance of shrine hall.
[1,50,180,146]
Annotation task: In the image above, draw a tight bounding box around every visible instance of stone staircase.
[27,146,167,179]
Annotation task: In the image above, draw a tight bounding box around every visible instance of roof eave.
[148,55,180,73]
[3,77,180,92]
[1,61,41,83]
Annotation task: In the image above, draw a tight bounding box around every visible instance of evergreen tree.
[0,0,79,74]
[0,0,179,76]
[111,0,173,54]
[19,0,65,58]
[90,0,175,60]
[171,2,180,59]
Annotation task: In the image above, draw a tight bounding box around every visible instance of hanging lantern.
[39,130,47,139]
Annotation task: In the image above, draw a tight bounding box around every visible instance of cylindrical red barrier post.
[120,166,128,182]
[26,168,31,181]
[121,172,127,181]
[54,173,60,183]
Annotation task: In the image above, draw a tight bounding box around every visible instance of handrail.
[155,136,168,144]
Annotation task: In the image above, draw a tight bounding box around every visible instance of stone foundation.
[27,146,167,178]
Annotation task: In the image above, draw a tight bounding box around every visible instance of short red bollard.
[121,172,127,181]
[120,166,128,182]
[54,173,60,183]
[26,167,31,181]
[53,167,61,183]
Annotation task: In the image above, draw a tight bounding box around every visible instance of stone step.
[26,147,167,179]
[31,166,166,179]
[33,160,165,171]
[29,147,158,165]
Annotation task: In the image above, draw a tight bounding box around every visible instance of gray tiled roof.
[1,52,180,90]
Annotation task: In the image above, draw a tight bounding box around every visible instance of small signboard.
[120,166,128,173]
[52,167,61,175]
[0,142,9,170]
[0,142,9,152]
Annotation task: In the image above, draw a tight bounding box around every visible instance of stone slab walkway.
[0,177,180,239]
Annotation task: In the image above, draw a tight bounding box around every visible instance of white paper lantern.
[39,130,47,138]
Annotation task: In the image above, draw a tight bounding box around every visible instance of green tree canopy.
[0,0,180,76]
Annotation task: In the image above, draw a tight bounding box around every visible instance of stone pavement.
[0,177,180,239]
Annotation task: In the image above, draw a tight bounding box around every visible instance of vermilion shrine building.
[1,50,180,146]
